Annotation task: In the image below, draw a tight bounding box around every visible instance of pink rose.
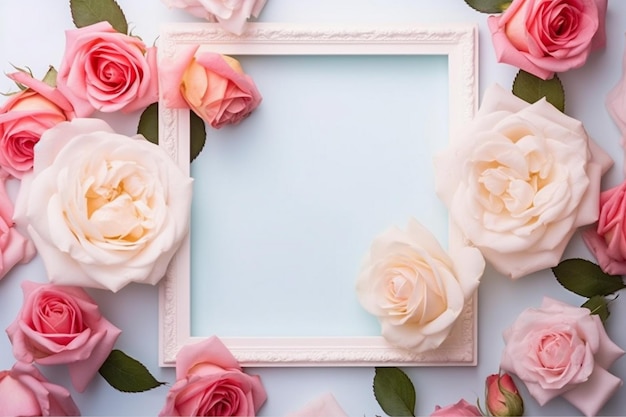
[430,399,481,417]
[161,46,262,129]
[0,362,80,416]
[0,169,35,280]
[0,71,74,178]
[161,0,266,35]
[500,297,624,417]
[606,35,626,144]
[583,180,626,274]
[488,0,607,80]
[6,280,122,393]
[57,21,158,117]
[159,336,266,416]
[287,393,348,417]
[485,373,524,417]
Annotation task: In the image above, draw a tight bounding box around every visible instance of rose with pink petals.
[161,0,266,35]
[160,46,262,129]
[430,399,481,417]
[500,297,624,417]
[0,71,74,178]
[0,362,80,416]
[159,336,266,416]
[57,21,158,117]
[488,0,607,80]
[583,180,626,274]
[6,280,122,393]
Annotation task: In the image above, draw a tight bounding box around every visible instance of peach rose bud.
[485,373,524,417]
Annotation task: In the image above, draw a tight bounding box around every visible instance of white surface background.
[1,1,626,416]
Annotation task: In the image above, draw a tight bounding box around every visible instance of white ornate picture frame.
[158,23,478,367]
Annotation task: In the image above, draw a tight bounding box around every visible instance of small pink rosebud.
[485,373,524,417]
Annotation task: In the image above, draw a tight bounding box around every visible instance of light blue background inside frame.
[190,54,449,337]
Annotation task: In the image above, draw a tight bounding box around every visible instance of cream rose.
[14,118,192,292]
[435,84,612,279]
[355,218,484,352]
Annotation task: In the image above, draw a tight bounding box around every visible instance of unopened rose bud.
[485,373,524,416]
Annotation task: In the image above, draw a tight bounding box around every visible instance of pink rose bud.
[485,373,524,417]
[430,399,481,417]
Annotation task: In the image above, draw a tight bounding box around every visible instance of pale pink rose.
[159,336,266,416]
[430,399,481,417]
[0,71,74,178]
[161,0,266,35]
[57,21,158,117]
[485,373,524,417]
[13,118,192,292]
[160,45,262,129]
[606,35,626,145]
[488,0,607,80]
[356,218,484,352]
[0,169,35,280]
[287,393,348,417]
[0,362,80,416]
[500,297,624,417]
[435,84,613,279]
[583,180,626,274]
[6,280,122,393]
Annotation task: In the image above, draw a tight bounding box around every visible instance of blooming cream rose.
[356,218,484,352]
[160,0,267,35]
[14,118,192,292]
[500,297,624,416]
[435,84,612,279]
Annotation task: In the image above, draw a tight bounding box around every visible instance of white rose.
[161,0,267,35]
[356,218,484,352]
[14,118,192,292]
[435,84,613,279]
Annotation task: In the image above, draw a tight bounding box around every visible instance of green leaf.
[70,0,128,34]
[373,367,416,417]
[582,295,610,324]
[464,0,511,13]
[42,66,58,88]
[512,69,565,112]
[552,258,626,297]
[98,350,165,393]
[137,103,207,162]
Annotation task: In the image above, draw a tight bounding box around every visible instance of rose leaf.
[137,103,207,162]
[70,0,129,35]
[512,69,565,112]
[552,258,626,297]
[373,367,416,417]
[42,66,58,88]
[98,350,166,393]
[463,0,512,13]
[582,295,610,324]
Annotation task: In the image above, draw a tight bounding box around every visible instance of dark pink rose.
[160,46,262,129]
[485,373,524,416]
[500,297,624,416]
[430,399,481,417]
[0,71,74,178]
[6,281,122,392]
[488,0,607,80]
[0,169,35,280]
[57,21,158,117]
[583,180,626,274]
[0,362,80,416]
[159,336,266,416]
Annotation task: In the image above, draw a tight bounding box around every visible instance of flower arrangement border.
[157,22,479,367]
